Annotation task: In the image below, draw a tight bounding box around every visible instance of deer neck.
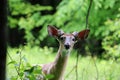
[52,42,71,80]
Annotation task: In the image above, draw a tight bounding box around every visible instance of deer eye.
[60,37,65,40]
[72,38,75,41]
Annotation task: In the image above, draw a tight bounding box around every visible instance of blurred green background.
[7,0,120,80]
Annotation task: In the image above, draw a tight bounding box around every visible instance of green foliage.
[8,0,120,59]
[8,0,53,45]
[7,46,54,80]
[50,0,120,59]
[7,49,41,79]
[52,0,88,32]
[8,1,120,79]
[7,47,120,80]
[102,19,120,59]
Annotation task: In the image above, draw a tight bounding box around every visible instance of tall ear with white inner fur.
[73,29,90,40]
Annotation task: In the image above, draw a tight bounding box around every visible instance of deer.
[39,25,90,80]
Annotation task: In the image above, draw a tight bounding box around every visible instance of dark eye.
[72,38,75,41]
[60,37,64,40]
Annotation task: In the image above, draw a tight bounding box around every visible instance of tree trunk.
[0,0,7,80]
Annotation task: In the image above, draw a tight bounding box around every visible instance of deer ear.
[47,25,64,37]
[73,29,90,40]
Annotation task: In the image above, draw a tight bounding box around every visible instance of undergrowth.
[7,46,120,80]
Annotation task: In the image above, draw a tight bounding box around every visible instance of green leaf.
[45,74,54,79]
[7,61,17,65]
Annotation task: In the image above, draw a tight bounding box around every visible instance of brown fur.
[41,43,70,80]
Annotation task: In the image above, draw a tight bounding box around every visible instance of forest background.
[7,0,120,80]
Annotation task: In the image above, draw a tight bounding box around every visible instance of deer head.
[47,25,90,50]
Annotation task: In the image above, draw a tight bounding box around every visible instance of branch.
[75,53,79,80]
[81,58,91,80]
[7,48,23,80]
[85,0,93,29]
[77,0,93,79]
[18,48,23,77]
[92,57,99,80]
[65,65,76,78]
[65,0,93,80]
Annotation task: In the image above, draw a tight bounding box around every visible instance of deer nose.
[64,44,70,49]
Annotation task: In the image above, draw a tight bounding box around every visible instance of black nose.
[64,44,70,49]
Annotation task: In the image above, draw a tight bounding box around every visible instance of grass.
[7,46,120,80]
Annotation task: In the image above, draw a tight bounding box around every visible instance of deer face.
[59,34,76,50]
[47,25,90,50]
